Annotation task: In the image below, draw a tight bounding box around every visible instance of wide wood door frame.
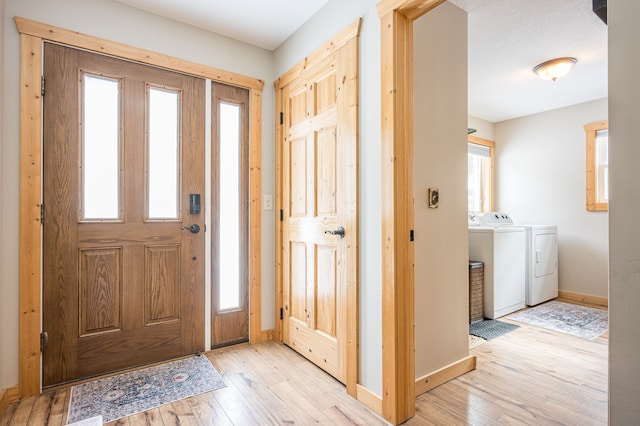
[376,0,447,424]
[274,19,360,397]
[16,17,264,398]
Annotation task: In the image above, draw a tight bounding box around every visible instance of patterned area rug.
[67,355,225,424]
[507,300,608,340]
[469,319,520,340]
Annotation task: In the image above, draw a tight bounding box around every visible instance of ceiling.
[451,0,608,122]
[114,0,328,51]
[114,0,608,123]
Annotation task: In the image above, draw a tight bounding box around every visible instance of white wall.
[413,2,469,378]
[468,115,495,141]
[274,0,383,395]
[495,98,609,298]
[609,0,640,421]
[2,0,275,388]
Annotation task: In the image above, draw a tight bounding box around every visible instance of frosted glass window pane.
[83,74,120,220]
[219,102,241,310]
[467,154,482,212]
[467,142,490,158]
[148,87,180,219]
[596,129,609,203]
[596,129,608,164]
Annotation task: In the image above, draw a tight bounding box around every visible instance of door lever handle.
[324,226,345,238]
[181,224,201,234]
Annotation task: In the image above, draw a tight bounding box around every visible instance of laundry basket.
[469,261,484,323]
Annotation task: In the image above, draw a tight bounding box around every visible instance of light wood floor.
[1,318,608,425]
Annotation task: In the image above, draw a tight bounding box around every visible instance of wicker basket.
[469,261,484,323]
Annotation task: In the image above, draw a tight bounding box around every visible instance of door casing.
[16,17,264,397]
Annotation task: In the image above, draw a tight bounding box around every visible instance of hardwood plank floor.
[410,317,608,426]
[2,317,608,425]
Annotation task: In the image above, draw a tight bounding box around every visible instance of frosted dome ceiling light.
[533,57,577,81]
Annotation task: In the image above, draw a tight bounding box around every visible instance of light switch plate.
[263,194,273,211]
[428,188,439,208]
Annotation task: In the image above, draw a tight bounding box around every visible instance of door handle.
[324,226,345,238]
[181,224,201,234]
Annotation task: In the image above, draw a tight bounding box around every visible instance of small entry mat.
[67,355,225,424]
[469,319,519,340]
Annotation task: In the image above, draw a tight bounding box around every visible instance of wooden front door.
[42,43,205,387]
[276,24,359,392]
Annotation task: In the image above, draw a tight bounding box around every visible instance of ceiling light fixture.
[533,57,577,81]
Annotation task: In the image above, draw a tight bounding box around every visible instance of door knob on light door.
[181,224,200,234]
[324,226,345,238]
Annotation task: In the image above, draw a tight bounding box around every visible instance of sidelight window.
[219,102,242,310]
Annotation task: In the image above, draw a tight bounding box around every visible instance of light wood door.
[210,82,250,347]
[277,31,358,390]
[42,43,205,387]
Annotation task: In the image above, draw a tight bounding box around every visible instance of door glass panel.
[82,74,121,220]
[219,102,241,310]
[148,86,180,219]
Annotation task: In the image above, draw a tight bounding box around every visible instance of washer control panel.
[478,212,515,226]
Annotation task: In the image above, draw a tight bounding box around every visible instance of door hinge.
[40,331,49,352]
[41,75,45,96]
[280,307,284,320]
[40,204,46,225]
[280,112,283,125]
[280,209,283,222]
[410,229,414,242]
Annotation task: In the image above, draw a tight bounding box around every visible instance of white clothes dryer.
[521,224,558,306]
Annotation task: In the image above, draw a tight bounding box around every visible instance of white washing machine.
[469,213,526,319]
[478,213,558,306]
